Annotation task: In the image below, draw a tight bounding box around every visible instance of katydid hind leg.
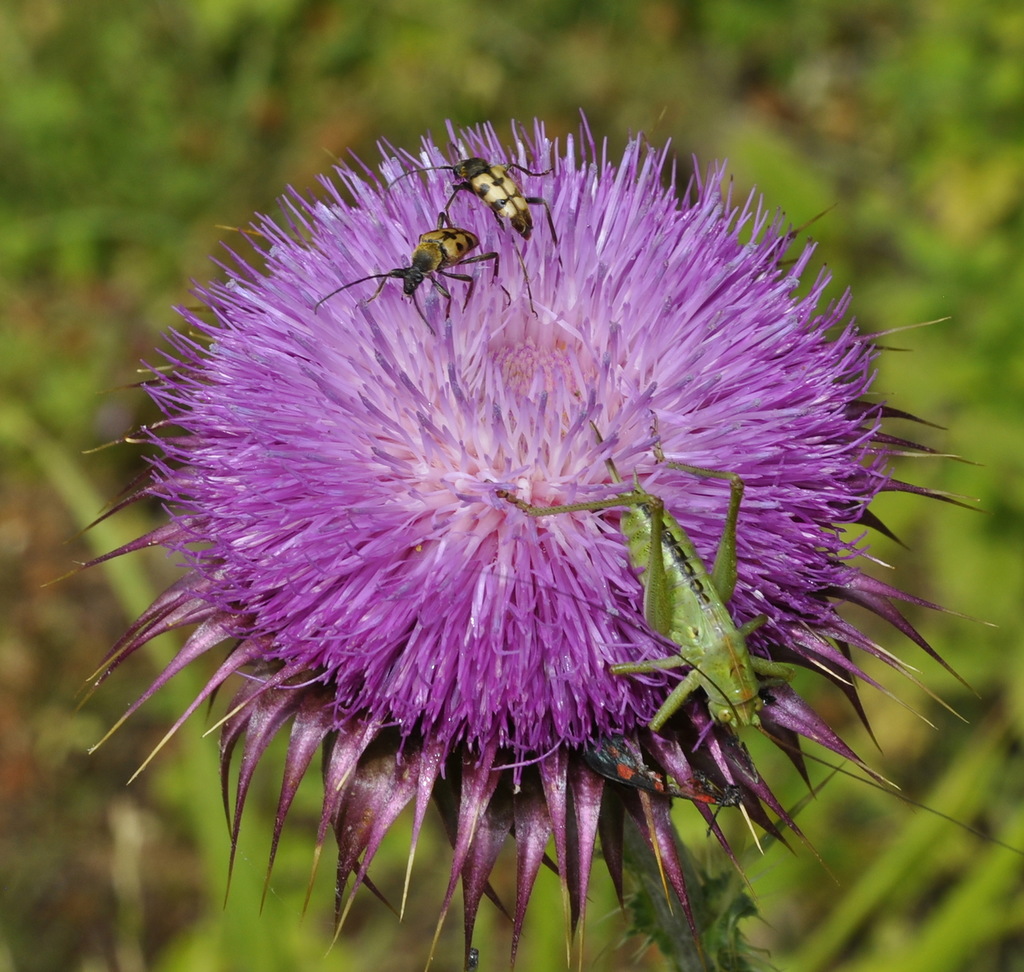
[710,469,745,602]
[639,493,675,639]
[660,459,745,603]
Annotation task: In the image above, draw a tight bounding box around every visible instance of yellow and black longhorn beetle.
[314,219,499,334]
[390,157,558,244]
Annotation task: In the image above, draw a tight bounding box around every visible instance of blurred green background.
[2,0,1023,969]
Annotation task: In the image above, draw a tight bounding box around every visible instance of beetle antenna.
[386,165,451,190]
[313,273,389,312]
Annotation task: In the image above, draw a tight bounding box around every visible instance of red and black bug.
[584,735,740,806]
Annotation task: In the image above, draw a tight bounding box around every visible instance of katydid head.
[711,696,763,728]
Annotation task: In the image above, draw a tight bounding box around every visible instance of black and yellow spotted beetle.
[391,157,558,244]
[314,219,499,334]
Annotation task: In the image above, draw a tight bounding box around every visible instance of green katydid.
[498,435,793,732]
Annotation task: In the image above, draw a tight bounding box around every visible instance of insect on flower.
[585,735,741,806]
[390,156,558,244]
[499,433,794,732]
[313,218,499,333]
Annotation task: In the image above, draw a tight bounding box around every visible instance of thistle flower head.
[93,118,949,964]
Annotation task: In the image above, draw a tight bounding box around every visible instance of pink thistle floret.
[90,118,951,963]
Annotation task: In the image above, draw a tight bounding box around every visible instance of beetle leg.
[524,196,558,245]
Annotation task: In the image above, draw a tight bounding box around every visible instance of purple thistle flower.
[89,118,954,965]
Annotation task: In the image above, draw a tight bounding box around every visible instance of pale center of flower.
[496,340,582,398]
